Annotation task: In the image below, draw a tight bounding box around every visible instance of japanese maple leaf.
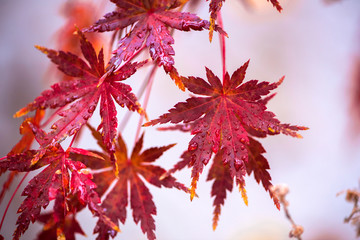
[208,0,282,40]
[84,0,226,90]
[0,126,118,240]
[36,145,114,240]
[14,30,144,154]
[90,132,188,240]
[144,60,307,199]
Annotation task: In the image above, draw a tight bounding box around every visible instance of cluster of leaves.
[0,0,308,239]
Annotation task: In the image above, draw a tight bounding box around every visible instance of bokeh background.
[1,0,360,239]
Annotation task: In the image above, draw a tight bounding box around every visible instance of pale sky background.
[1,0,360,239]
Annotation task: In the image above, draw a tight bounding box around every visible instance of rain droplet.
[188,142,198,151]
[137,32,143,38]
[215,129,220,137]
[212,145,218,154]
[202,158,210,165]
[88,105,96,113]
[240,145,245,151]
[234,159,242,171]
[69,128,78,136]
[191,128,201,135]
[83,114,91,120]
[241,155,247,161]
[65,97,72,103]
[240,138,246,144]
[227,135,232,141]
[107,229,117,238]
[51,124,57,130]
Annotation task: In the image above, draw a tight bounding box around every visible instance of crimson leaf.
[85,0,226,90]
[144,60,307,200]
[14,30,144,154]
[92,133,188,240]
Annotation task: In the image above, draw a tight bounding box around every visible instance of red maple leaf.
[84,0,226,90]
[86,130,188,240]
[0,126,118,240]
[14,30,144,154]
[144,60,307,199]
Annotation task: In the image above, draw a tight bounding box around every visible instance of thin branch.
[217,11,226,82]
[134,63,158,143]
[270,184,304,240]
[0,172,29,231]
[339,188,360,237]
[118,63,158,133]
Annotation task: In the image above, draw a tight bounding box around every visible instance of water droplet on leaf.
[88,105,96,113]
[188,142,198,151]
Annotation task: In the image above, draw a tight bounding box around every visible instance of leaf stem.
[0,172,29,231]
[68,132,79,148]
[0,156,6,161]
[115,44,147,72]
[119,63,158,133]
[218,11,226,82]
[89,167,113,175]
[134,64,158,143]
[0,172,17,205]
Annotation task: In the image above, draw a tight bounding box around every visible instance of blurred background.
[1,0,360,239]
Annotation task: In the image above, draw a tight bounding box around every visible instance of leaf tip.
[190,175,199,201]
[239,186,248,206]
[208,18,215,43]
[278,75,285,85]
[13,108,29,118]
[35,45,49,54]
[212,222,218,231]
[169,68,185,91]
